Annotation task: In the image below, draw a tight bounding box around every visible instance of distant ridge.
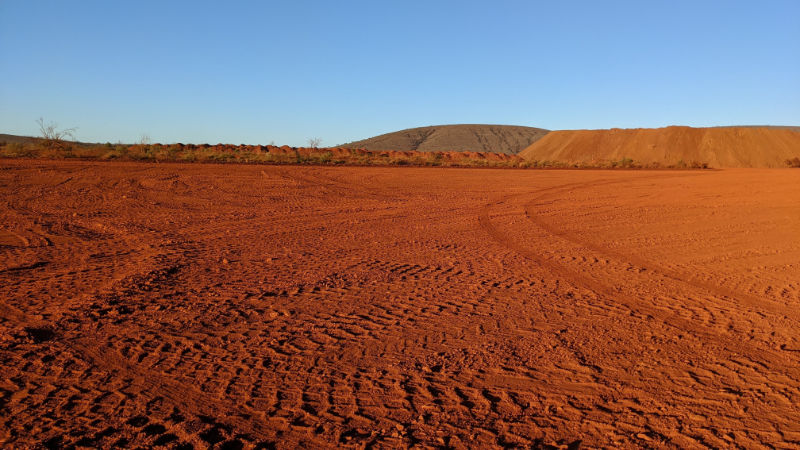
[519,126,800,168]
[339,124,549,154]
[0,133,38,144]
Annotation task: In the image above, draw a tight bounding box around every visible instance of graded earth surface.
[1,160,800,448]
[340,125,549,154]
[520,126,800,167]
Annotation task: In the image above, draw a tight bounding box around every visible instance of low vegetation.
[0,138,711,170]
[519,158,709,169]
[0,139,520,167]
[786,157,800,168]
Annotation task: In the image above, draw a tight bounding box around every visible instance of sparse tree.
[307,137,322,149]
[36,117,76,148]
[138,134,152,145]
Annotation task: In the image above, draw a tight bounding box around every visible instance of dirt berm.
[519,126,800,167]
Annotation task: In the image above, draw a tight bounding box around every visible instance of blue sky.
[1,1,798,146]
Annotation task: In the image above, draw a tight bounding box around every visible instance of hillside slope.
[0,133,38,144]
[340,124,549,154]
[519,126,800,168]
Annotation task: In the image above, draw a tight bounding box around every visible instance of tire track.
[477,175,799,369]
[4,161,799,448]
[524,184,797,317]
[0,274,278,448]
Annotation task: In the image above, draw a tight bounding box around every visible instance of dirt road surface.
[1,160,799,448]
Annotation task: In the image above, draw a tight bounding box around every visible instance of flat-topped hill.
[340,124,549,154]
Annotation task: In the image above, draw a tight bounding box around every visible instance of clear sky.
[1,1,798,146]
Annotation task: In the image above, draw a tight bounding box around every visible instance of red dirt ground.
[1,160,799,448]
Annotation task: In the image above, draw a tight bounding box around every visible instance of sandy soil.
[1,160,799,449]
[520,126,800,167]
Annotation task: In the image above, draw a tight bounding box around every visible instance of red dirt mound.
[519,126,800,168]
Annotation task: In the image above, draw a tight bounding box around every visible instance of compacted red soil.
[1,160,799,449]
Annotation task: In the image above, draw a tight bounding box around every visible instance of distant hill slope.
[0,133,101,146]
[0,133,38,144]
[340,124,549,154]
[519,126,800,168]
